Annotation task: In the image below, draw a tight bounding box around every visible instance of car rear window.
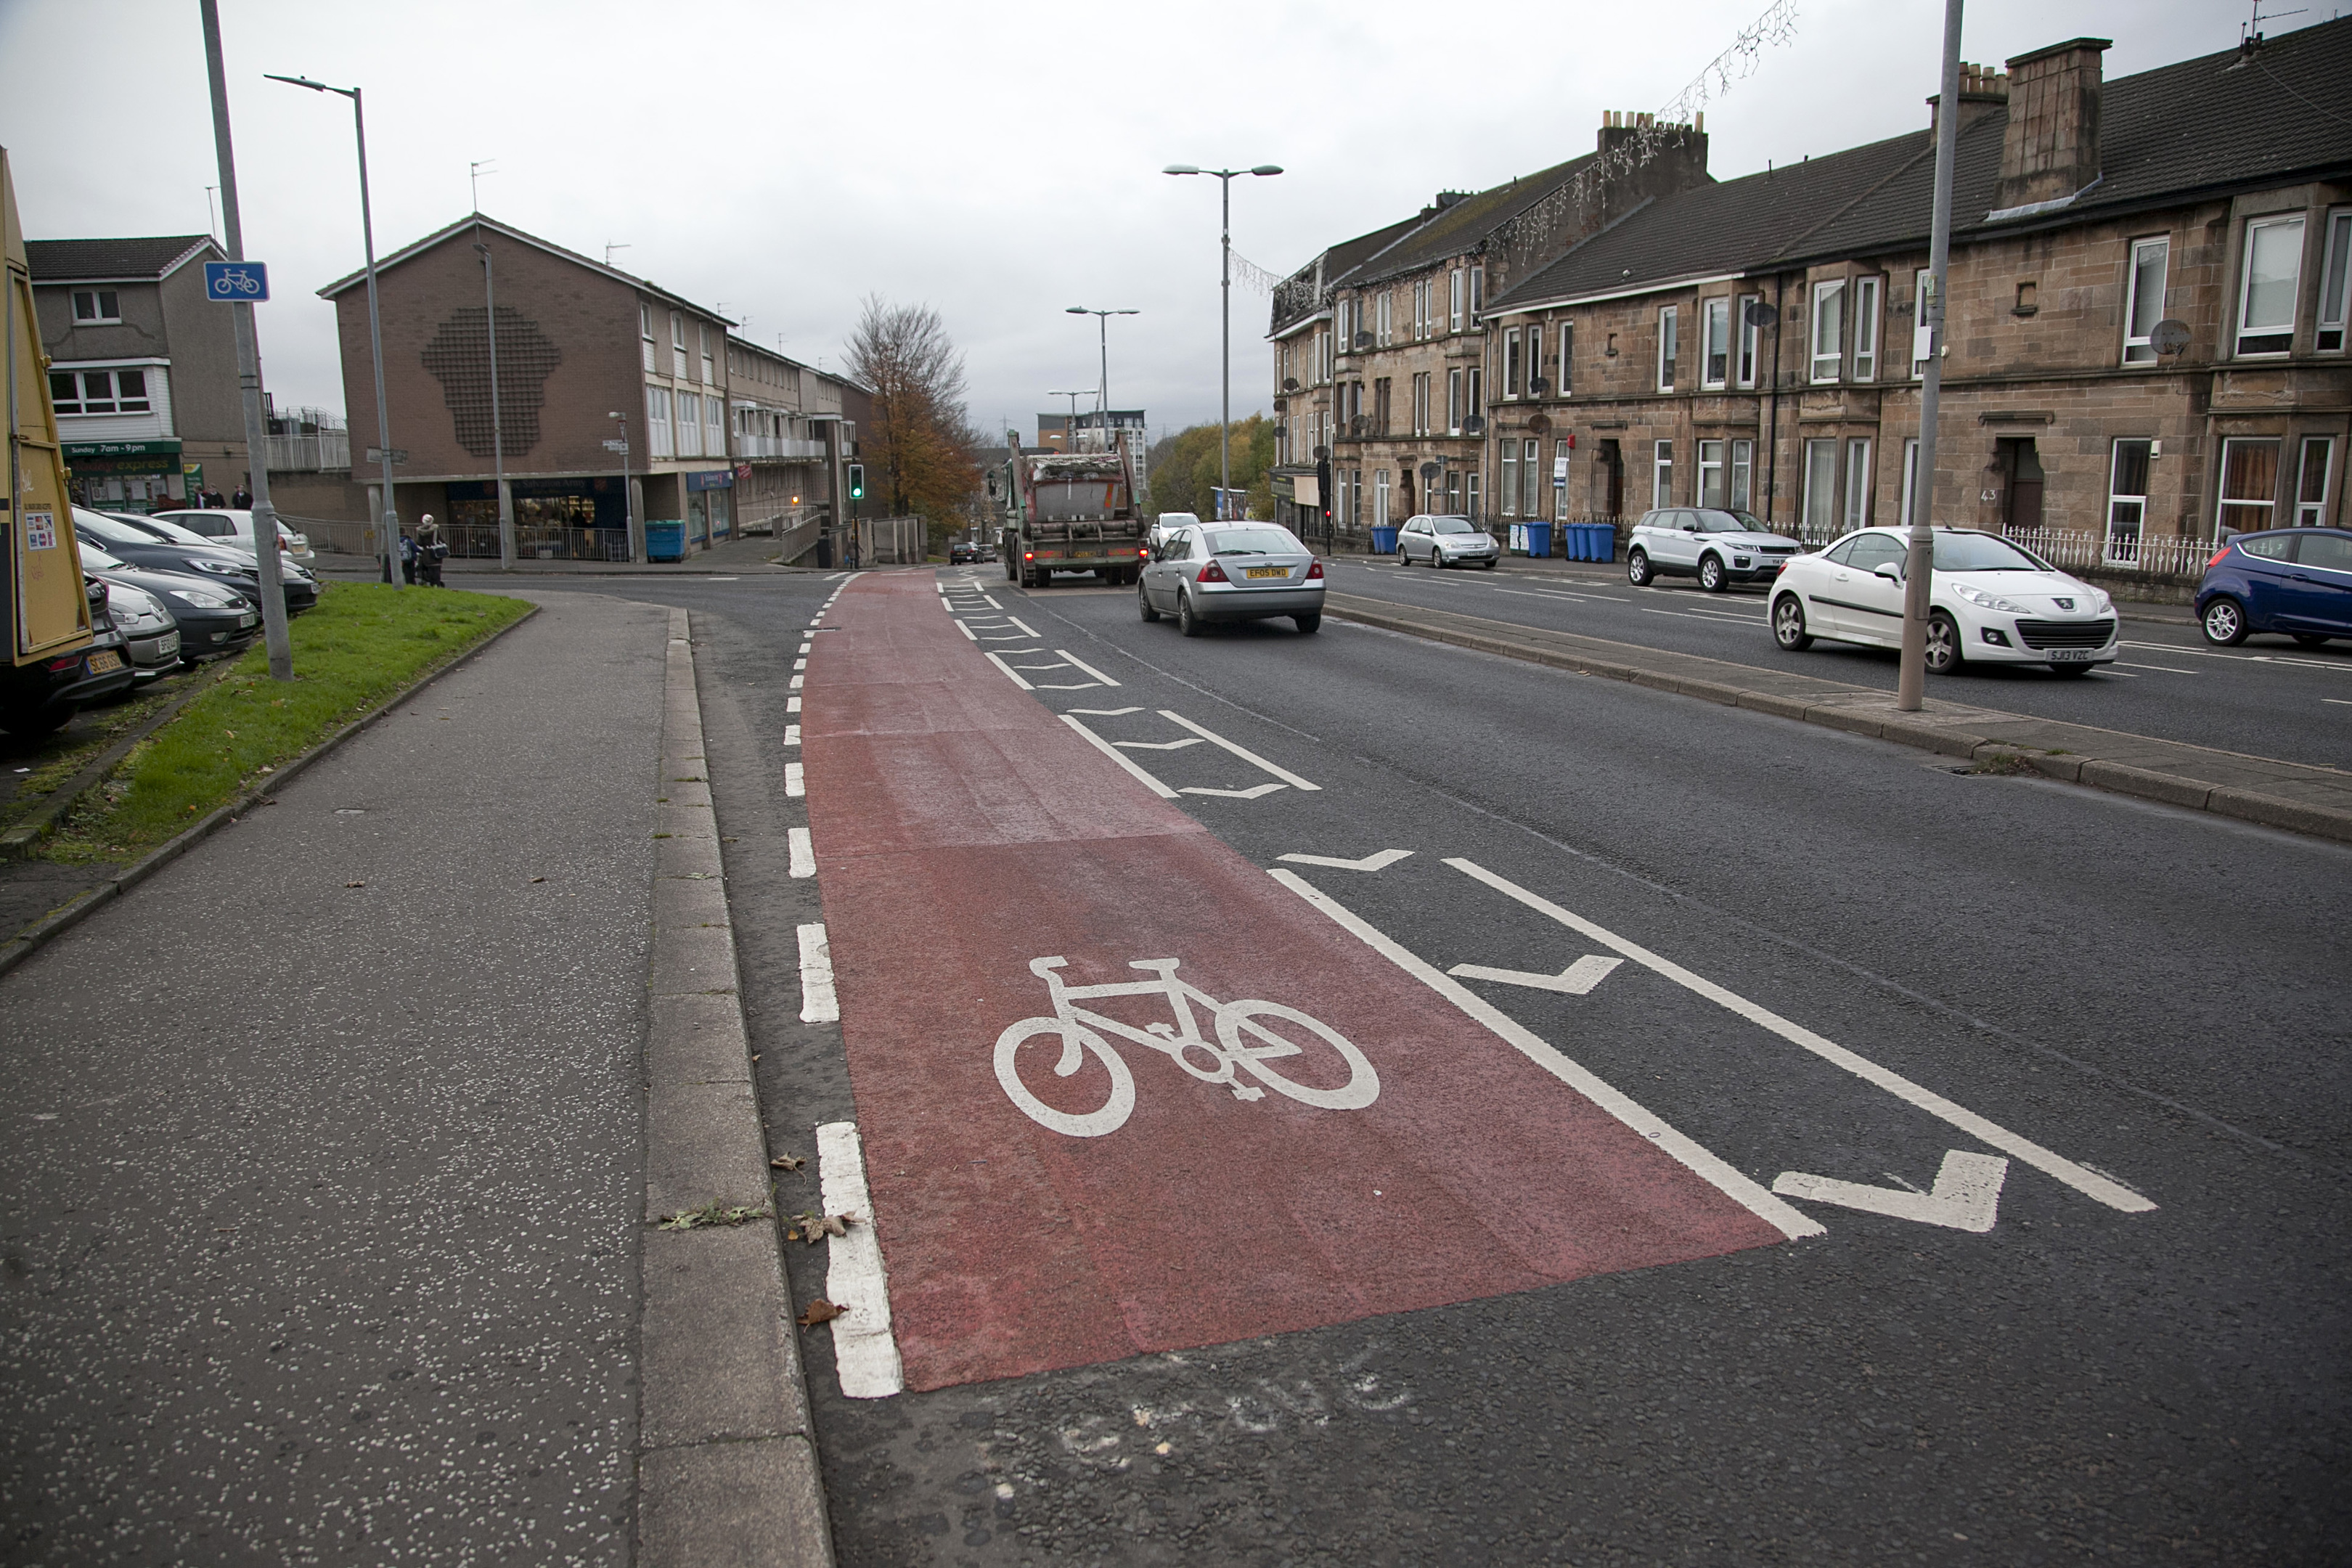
[2237,534,2294,560]
[1206,526,1304,555]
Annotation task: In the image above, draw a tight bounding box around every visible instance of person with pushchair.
[416,515,448,587]
[399,526,418,585]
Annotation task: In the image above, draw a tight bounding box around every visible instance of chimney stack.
[1996,37,2110,212]
[1927,61,2009,135]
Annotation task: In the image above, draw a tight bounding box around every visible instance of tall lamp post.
[1046,388,1098,447]
[473,240,513,570]
[1064,308,1138,454]
[1898,0,1964,711]
[267,70,401,589]
[1162,163,1281,517]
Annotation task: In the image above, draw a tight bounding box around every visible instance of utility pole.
[475,240,513,570]
[198,0,292,679]
[1898,0,1962,711]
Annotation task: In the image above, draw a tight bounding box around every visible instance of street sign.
[1552,454,1570,485]
[363,447,409,465]
[202,261,269,302]
[601,438,630,454]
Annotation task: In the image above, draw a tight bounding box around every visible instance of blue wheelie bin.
[1523,520,1553,558]
[645,520,686,562]
[1370,525,1399,555]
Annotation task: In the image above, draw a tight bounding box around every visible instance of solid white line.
[1642,606,1765,625]
[785,724,800,746]
[1267,869,1823,1240]
[1159,710,1321,791]
[2115,661,2201,675]
[2120,640,2348,672]
[788,827,815,878]
[983,651,1034,690]
[785,761,805,797]
[952,620,976,641]
[1061,714,1179,797]
[797,922,839,1022]
[1443,857,2155,1214]
[1277,849,1414,872]
[1056,650,1121,686]
[1493,587,1616,604]
[824,571,849,581]
[816,1120,905,1398]
[2324,696,2352,706]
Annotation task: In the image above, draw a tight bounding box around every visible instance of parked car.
[92,576,183,679]
[1397,514,1499,569]
[75,542,261,663]
[72,508,319,615]
[147,507,315,564]
[2194,526,2352,647]
[0,578,136,735]
[1138,521,1325,636]
[1771,526,2119,677]
[1626,508,1805,591]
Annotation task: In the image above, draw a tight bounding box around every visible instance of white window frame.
[1500,441,1519,516]
[2298,436,2337,528]
[706,393,724,455]
[1653,438,1674,507]
[1450,269,1466,333]
[2123,236,2172,364]
[670,311,689,378]
[51,367,152,416]
[1521,437,1541,518]
[1503,330,1522,399]
[1554,438,1572,522]
[2217,436,2282,536]
[1900,437,1922,528]
[2319,210,2351,354]
[1696,438,1726,507]
[1852,277,1881,381]
[1377,290,1393,347]
[1843,438,1873,528]
[1469,266,1485,322]
[1803,438,1839,534]
[1810,279,1846,383]
[1911,269,1935,380]
[1556,321,1572,397]
[1525,325,1543,396]
[677,391,703,457]
[1447,368,1463,435]
[1702,297,1731,389]
[1731,438,1753,510]
[641,303,657,373]
[701,324,716,385]
[1736,295,1760,388]
[1466,470,1482,521]
[70,289,121,324]
[646,384,674,460]
[1657,305,1678,391]
[2105,438,2152,565]
[1375,468,1390,528]
[2236,215,2306,358]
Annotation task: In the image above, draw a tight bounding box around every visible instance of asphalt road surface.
[1323,556,2352,771]
[513,567,2348,1567]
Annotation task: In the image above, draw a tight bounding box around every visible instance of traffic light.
[847,463,865,501]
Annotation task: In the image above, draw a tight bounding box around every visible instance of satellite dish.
[1281,377,1301,392]
[1528,413,1551,435]
[1355,331,1373,348]
[1419,462,1442,481]
[1528,376,1549,396]
[1313,444,1330,460]
[1744,300,1780,328]
[1463,414,1486,436]
[2149,319,2191,356]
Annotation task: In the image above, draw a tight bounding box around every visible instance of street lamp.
[474,240,513,570]
[1163,163,1282,517]
[1047,388,1100,447]
[1064,308,1138,455]
[267,70,401,589]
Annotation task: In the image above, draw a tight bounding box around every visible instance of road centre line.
[815,1121,905,1398]
[1444,857,2155,1214]
[2115,661,2202,674]
[1642,606,1765,625]
[797,923,839,1022]
[788,827,815,878]
[1493,587,1620,604]
[2120,640,2348,671]
[2325,697,2352,706]
[984,651,1034,690]
[1266,868,1823,1241]
[1056,650,1122,686]
[1159,711,1321,791]
[1060,714,1179,798]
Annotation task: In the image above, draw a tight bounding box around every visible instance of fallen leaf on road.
[529,876,546,883]
[770,1153,805,1170]
[797,1298,846,1328]
[656,1201,772,1230]
[344,881,365,889]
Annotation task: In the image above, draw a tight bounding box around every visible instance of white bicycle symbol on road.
[994,955,1381,1138]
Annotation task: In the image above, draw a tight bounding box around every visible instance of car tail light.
[2208,546,2231,570]
[46,656,80,672]
[1197,559,1230,584]
[1307,560,1325,580]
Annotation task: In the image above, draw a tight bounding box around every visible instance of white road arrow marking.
[1772,1151,2009,1233]
[1180,783,1288,799]
[1447,955,1623,994]
[1067,707,1143,716]
[1278,849,1415,873]
[1116,738,1206,751]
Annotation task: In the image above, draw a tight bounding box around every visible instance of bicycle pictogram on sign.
[201,261,269,302]
[993,955,1380,1138]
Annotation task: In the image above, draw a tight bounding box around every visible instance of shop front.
[64,438,183,512]
[443,475,630,560]
[685,468,735,547]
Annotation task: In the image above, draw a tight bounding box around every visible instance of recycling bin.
[1522,520,1553,558]
[1370,526,1398,555]
[645,520,686,562]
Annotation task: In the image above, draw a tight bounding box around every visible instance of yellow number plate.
[1244,565,1288,579]
[86,650,123,673]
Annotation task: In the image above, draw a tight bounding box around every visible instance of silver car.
[1397,514,1498,568]
[1138,523,1326,636]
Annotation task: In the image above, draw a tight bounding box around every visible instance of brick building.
[1471,20,2352,568]
[319,214,865,560]
[28,234,245,510]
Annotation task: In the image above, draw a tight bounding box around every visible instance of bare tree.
[844,297,981,543]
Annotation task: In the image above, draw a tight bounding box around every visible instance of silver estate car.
[1139,522,1326,636]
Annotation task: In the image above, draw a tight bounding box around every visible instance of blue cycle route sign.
[202,261,269,302]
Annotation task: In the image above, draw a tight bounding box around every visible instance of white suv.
[1625,507,1802,592]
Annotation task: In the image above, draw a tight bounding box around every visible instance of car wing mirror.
[1872,561,1903,582]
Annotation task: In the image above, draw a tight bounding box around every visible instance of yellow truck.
[4,147,121,736]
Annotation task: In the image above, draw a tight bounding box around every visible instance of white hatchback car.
[1771,526,2119,677]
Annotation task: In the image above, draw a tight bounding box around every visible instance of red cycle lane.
[804,573,1787,1392]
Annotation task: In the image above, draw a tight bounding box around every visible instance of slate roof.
[316,213,734,326]
[26,235,216,282]
[1492,17,2352,313]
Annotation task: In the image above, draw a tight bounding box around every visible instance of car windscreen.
[1932,531,2045,572]
[79,544,125,569]
[1694,510,1768,533]
[137,516,221,545]
[1206,526,1304,555]
[1431,517,1478,535]
[72,510,147,547]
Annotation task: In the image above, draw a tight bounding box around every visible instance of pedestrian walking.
[232,484,252,509]
[399,527,418,586]
[417,515,447,587]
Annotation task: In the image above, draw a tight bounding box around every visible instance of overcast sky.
[0,0,2285,446]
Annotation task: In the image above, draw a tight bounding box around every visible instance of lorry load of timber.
[992,444,1148,589]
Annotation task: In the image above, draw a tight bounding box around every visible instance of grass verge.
[45,583,531,862]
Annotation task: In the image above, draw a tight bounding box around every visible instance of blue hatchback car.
[2195,527,2352,647]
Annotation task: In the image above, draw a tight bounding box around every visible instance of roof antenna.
[470,158,497,212]
[605,241,631,266]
